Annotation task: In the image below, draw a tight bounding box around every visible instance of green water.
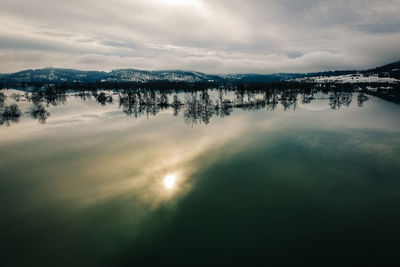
[0,90,400,266]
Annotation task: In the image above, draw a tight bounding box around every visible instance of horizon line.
[1,59,399,76]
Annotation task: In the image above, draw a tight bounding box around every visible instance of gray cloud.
[0,0,399,73]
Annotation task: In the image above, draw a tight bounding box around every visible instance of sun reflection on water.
[164,174,176,190]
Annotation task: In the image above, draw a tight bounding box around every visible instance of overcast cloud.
[0,0,399,73]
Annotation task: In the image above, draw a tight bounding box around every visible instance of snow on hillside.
[106,70,217,82]
[295,74,399,84]
[1,60,400,84]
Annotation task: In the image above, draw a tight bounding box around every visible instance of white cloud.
[0,0,399,73]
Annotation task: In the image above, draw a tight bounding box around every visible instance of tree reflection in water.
[0,86,373,126]
[29,104,50,124]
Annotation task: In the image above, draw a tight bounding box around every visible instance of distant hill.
[106,69,223,83]
[363,61,400,79]
[0,61,399,86]
[0,68,303,84]
[0,68,107,83]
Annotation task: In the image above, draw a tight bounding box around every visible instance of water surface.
[0,89,399,266]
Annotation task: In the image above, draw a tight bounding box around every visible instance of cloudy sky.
[0,0,399,73]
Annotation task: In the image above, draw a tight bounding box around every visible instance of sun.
[164,174,176,190]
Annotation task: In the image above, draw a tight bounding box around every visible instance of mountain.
[0,68,304,85]
[292,60,400,84]
[221,73,302,83]
[363,60,400,79]
[106,69,223,83]
[0,61,399,85]
[0,68,107,83]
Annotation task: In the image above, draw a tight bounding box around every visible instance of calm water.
[1,89,400,266]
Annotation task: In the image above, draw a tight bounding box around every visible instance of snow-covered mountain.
[0,68,303,84]
[0,61,399,85]
[106,69,222,83]
[294,73,399,84]
[0,68,107,83]
[296,61,400,84]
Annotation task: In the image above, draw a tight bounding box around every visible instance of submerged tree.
[95,92,113,106]
[0,104,22,126]
[357,92,369,107]
[329,92,352,110]
[28,104,50,124]
[280,89,298,111]
[0,92,5,109]
[0,82,380,127]
[172,95,183,116]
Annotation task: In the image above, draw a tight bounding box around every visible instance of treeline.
[0,80,219,92]
[1,78,399,92]
[363,60,400,79]
[1,86,374,126]
[2,80,399,106]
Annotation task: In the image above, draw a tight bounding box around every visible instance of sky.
[0,0,399,73]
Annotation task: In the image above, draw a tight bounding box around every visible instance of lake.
[1,88,400,266]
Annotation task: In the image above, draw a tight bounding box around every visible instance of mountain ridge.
[0,61,399,85]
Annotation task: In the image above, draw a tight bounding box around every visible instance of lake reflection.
[0,87,371,127]
[0,88,399,266]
